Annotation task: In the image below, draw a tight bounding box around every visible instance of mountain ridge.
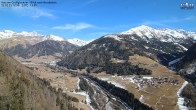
[0,30,90,46]
[4,40,78,59]
[121,25,196,41]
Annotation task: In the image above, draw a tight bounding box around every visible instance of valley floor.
[15,55,186,110]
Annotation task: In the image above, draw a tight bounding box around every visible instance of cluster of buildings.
[130,76,179,89]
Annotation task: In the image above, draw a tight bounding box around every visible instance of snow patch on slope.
[139,95,144,102]
[168,56,184,66]
[104,34,122,41]
[67,38,92,46]
[77,77,80,90]
[99,77,125,89]
[43,34,64,41]
[177,81,189,110]
[186,69,195,75]
[174,43,188,51]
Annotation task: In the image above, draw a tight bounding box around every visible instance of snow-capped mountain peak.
[132,25,153,31]
[121,25,196,41]
[122,25,156,38]
[67,38,91,46]
[43,34,64,41]
[0,30,16,39]
[16,31,40,36]
[0,30,41,40]
[3,30,15,33]
[122,25,153,33]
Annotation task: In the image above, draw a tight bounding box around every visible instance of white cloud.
[85,0,99,5]
[6,6,55,18]
[141,16,195,27]
[184,16,195,20]
[69,0,99,10]
[31,8,54,18]
[53,23,94,30]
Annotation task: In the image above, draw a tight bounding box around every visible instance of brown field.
[15,55,61,65]
[128,54,176,77]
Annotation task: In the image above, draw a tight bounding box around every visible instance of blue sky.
[0,0,195,40]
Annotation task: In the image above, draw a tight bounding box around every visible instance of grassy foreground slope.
[0,51,77,110]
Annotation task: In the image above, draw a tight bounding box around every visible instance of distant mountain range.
[1,26,195,64]
[0,30,39,39]
[58,25,195,75]
[0,30,90,46]
[0,30,91,58]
